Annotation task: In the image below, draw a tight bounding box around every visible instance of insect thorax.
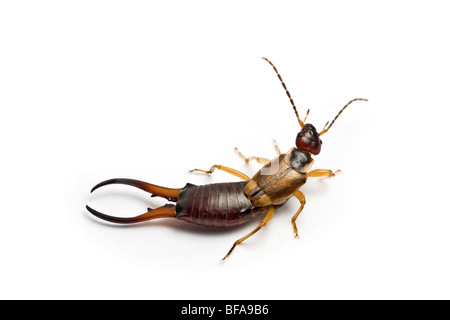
[244,148,312,207]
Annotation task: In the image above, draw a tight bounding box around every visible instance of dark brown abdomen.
[175,181,267,227]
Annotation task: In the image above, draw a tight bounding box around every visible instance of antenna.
[319,98,368,136]
[262,57,305,128]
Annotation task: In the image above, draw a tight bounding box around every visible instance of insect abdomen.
[175,182,266,227]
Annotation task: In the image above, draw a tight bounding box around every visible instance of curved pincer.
[90,178,182,202]
[87,178,182,224]
[86,204,176,224]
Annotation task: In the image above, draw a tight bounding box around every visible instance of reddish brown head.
[296,124,322,155]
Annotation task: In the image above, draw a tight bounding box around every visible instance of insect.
[86,57,367,260]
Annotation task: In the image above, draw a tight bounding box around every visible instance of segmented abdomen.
[175,181,266,227]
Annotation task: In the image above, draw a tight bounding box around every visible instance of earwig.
[86,58,367,260]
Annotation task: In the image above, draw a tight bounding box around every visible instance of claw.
[90,178,182,202]
[86,204,176,224]
[87,178,182,224]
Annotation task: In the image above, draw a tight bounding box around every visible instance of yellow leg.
[222,206,276,260]
[234,139,281,165]
[234,147,270,165]
[307,169,341,178]
[189,165,251,181]
[273,139,281,155]
[291,190,306,238]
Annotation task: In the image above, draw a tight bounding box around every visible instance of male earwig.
[86,58,367,260]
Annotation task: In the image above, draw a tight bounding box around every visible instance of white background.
[1,1,449,300]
